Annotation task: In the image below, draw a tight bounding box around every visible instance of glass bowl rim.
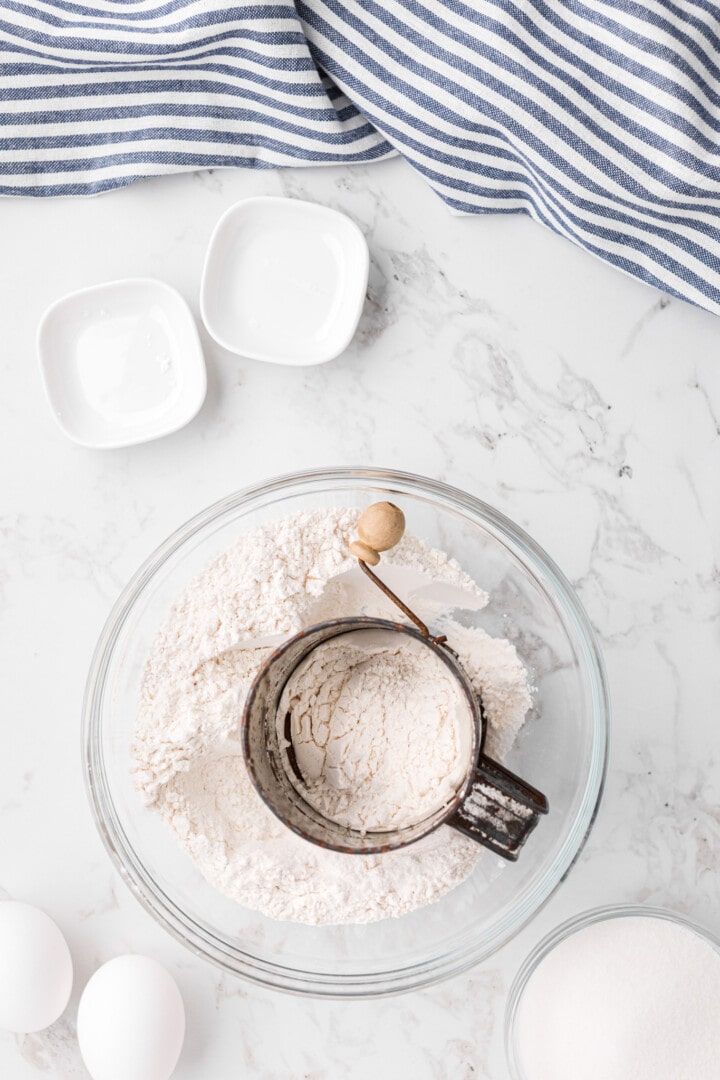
[504,903,720,1078]
[82,465,610,998]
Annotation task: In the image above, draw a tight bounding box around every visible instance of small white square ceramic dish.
[38,278,206,449]
[200,196,369,365]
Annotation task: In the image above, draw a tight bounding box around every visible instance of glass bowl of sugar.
[83,467,609,997]
[506,905,720,1080]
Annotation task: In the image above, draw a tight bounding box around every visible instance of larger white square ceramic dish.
[38,278,206,449]
[200,196,369,365]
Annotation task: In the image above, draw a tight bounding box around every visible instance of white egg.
[0,901,73,1033]
[78,955,185,1080]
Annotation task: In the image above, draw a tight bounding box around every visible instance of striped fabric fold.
[0,1,394,194]
[299,0,720,314]
[3,1,720,314]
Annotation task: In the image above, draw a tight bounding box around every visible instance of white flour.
[132,508,532,925]
[280,630,472,832]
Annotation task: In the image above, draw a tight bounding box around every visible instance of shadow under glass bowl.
[82,467,609,998]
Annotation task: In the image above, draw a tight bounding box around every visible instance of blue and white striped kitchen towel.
[3,1,720,314]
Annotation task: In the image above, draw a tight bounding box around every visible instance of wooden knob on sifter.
[350,502,406,566]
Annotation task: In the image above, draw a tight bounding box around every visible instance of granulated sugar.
[514,914,720,1080]
[132,508,532,925]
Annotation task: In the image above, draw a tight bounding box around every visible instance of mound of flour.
[132,508,532,925]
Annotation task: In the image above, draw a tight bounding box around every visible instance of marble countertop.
[1,156,718,1079]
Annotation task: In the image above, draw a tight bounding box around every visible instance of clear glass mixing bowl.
[83,468,609,997]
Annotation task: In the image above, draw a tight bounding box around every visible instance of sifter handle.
[446,757,549,861]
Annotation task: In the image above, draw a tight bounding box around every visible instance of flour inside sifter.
[279,628,474,833]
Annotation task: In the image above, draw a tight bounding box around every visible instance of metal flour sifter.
[241,502,548,861]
